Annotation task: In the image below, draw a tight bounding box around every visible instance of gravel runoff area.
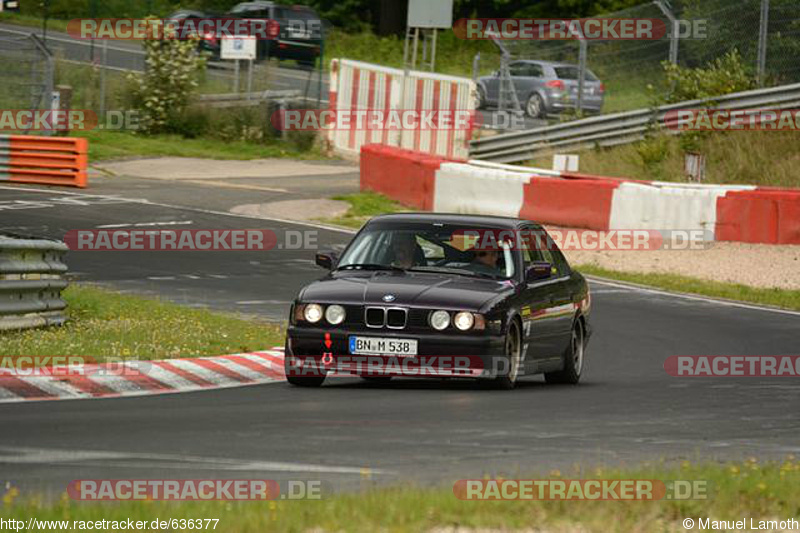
[560,235,800,290]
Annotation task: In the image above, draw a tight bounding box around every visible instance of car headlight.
[325,304,346,325]
[430,310,450,331]
[454,311,475,331]
[303,303,323,323]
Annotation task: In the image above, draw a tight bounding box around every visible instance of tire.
[545,320,585,385]
[525,93,545,119]
[284,355,326,387]
[493,319,522,390]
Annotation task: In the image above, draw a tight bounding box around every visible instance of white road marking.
[147,276,176,281]
[0,184,354,234]
[97,220,194,228]
[0,446,389,475]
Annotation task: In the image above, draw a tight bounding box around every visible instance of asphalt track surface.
[1,180,799,497]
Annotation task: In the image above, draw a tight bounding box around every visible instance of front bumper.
[286,326,507,379]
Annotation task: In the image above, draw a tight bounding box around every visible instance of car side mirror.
[315,251,338,270]
[492,69,500,77]
[526,261,553,282]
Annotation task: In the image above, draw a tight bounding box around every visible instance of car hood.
[299,271,516,311]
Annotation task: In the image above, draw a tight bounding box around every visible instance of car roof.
[231,1,276,8]
[512,59,579,68]
[366,212,536,230]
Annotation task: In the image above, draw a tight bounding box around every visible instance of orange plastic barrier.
[0,135,88,188]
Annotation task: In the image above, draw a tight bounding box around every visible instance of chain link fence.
[0,33,53,129]
[487,0,800,117]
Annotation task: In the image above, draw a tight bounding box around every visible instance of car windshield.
[337,226,516,279]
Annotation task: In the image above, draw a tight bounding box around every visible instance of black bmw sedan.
[285,213,592,389]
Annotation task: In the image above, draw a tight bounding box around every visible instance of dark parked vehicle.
[197,1,323,67]
[285,213,592,389]
[477,60,605,118]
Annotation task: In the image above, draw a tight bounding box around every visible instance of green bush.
[127,24,207,134]
[661,50,756,104]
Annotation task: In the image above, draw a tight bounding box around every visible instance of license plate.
[349,336,418,357]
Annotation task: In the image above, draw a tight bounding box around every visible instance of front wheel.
[545,321,585,385]
[493,320,522,390]
[284,354,326,387]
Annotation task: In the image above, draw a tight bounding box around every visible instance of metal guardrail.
[470,83,800,164]
[0,236,69,331]
[196,90,303,108]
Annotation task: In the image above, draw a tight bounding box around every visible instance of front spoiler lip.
[285,353,509,380]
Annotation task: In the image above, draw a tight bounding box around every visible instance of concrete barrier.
[359,145,800,244]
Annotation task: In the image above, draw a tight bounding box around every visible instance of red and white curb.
[0,348,285,403]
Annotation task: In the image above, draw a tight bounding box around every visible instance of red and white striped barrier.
[360,145,800,244]
[328,59,476,160]
[0,349,285,403]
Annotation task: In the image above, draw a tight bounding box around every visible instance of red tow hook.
[322,352,334,368]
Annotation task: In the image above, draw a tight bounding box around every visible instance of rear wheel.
[545,321,584,385]
[525,93,545,118]
[477,86,488,109]
[494,320,522,390]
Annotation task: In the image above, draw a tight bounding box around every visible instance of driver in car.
[471,248,501,274]
[390,233,419,269]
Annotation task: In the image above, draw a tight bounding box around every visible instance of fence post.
[757,0,769,86]
[577,40,587,114]
[654,0,679,64]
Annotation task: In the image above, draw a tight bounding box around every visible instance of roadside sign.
[221,36,256,61]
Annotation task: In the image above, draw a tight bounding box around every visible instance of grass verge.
[0,285,283,361]
[77,130,327,162]
[3,458,799,532]
[318,191,408,229]
[578,264,800,311]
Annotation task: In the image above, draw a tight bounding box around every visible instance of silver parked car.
[477,60,605,118]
